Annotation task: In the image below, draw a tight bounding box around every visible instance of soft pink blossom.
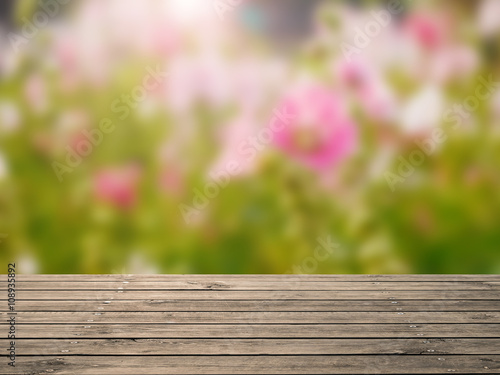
[273,85,358,171]
[165,55,232,115]
[337,59,374,91]
[477,0,500,36]
[210,117,259,177]
[159,167,184,196]
[336,59,396,121]
[25,74,48,113]
[94,165,141,209]
[52,33,80,92]
[53,110,91,154]
[398,13,476,84]
[404,12,449,51]
[429,46,479,83]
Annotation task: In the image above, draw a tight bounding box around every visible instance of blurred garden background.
[0,0,500,274]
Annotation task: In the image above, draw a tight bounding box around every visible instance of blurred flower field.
[0,0,500,274]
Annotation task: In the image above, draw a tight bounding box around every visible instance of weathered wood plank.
[5,355,500,374]
[8,338,500,355]
[4,299,498,312]
[5,290,499,300]
[11,324,500,338]
[4,311,500,324]
[9,274,500,282]
[2,274,498,374]
[3,281,500,290]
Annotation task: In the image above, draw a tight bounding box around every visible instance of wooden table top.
[1,274,499,374]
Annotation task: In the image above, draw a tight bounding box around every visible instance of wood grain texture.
[8,323,500,338]
[2,274,499,374]
[2,299,499,312]
[12,274,500,281]
[3,280,500,290]
[8,338,500,355]
[3,311,500,324]
[4,356,500,374]
[6,289,500,300]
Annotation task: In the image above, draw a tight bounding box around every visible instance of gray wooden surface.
[1,274,499,374]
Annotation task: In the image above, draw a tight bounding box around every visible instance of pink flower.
[165,55,232,115]
[53,35,80,92]
[404,12,449,51]
[336,59,396,121]
[430,46,479,83]
[24,74,48,113]
[337,59,372,90]
[210,116,259,178]
[159,167,184,196]
[94,165,141,209]
[398,12,476,84]
[477,0,500,37]
[273,85,358,171]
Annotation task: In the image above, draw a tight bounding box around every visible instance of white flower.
[0,152,8,180]
[17,253,39,274]
[491,89,500,118]
[165,55,233,115]
[127,253,159,274]
[399,85,444,134]
[477,0,500,36]
[0,102,20,132]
